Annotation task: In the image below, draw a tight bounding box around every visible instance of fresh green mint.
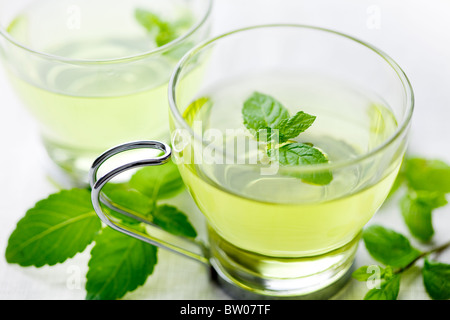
[5,160,197,300]
[422,258,450,300]
[242,91,332,185]
[275,143,332,185]
[353,156,450,300]
[400,190,447,242]
[275,111,317,144]
[242,92,291,132]
[362,225,422,268]
[86,226,157,300]
[135,8,179,47]
[5,189,101,267]
[363,274,402,300]
[404,158,450,193]
[353,225,450,300]
[389,157,450,242]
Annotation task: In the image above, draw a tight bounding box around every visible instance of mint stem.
[394,240,450,274]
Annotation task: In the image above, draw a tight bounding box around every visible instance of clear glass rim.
[168,23,415,173]
[0,0,213,65]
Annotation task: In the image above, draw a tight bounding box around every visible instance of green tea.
[179,72,400,260]
[7,61,172,176]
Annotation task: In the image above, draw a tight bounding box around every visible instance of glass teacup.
[0,0,212,186]
[90,25,414,299]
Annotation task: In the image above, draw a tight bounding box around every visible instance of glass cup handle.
[89,140,209,265]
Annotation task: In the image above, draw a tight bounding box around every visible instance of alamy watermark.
[366,5,381,30]
[67,5,81,30]
[365,265,382,289]
[66,265,82,290]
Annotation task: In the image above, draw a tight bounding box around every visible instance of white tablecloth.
[0,0,449,300]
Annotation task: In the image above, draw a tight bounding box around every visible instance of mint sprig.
[242,91,332,185]
[135,8,190,47]
[135,9,177,47]
[353,225,450,300]
[5,160,197,300]
[353,156,450,300]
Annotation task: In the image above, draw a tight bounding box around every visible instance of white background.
[0,0,449,300]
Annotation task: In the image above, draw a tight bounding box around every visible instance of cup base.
[208,230,360,300]
[211,260,354,300]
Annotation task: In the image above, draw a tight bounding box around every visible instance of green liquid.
[8,63,171,169]
[179,72,401,258]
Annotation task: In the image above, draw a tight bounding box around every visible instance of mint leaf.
[405,158,450,193]
[276,142,333,185]
[155,26,177,47]
[129,160,184,201]
[103,183,153,216]
[422,258,450,300]
[183,96,212,127]
[241,92,332,184]
[364,274,401,300]
[5,189,101,267]
[135,9,177,46]
[400,191,447,242]
[410,190,448,209]
[352,266,371,281]
[242,92,290,134]
[352,265,394,283]
[153,205,197,238]
[86,227,158,300]
[352,265,384,282]
[362,225,422,268]
[275,111,316,143]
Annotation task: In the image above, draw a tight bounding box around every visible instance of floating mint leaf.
[86,227,158,300]
[275,111,316,143]
[242,92,290,134]
[241,91,332,184]
[275,142,333,185]
[183,96,212,127]
[422,258,450,300]
[364,274,401,300]
[362,225,422,268]
[5,189,101,267]
[153,205,197,238]
[135,8,178,46]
